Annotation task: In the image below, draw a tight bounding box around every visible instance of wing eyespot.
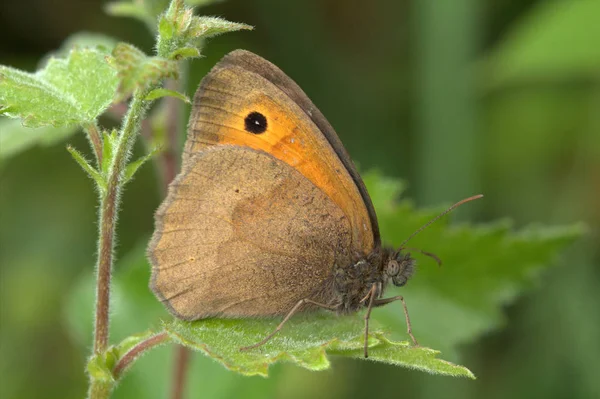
[244,111,268,134]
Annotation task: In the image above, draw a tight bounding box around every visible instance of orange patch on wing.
[188,85,374,255]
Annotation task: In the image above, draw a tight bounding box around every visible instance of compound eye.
[386,260,400,277]
[392,275,408,287]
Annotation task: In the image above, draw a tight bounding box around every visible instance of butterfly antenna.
[398,194,484,250]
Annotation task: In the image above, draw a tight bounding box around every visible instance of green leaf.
[106,0,223,29]
[188,16,254,40]
[156,0,252,59]
[109,330,171,379]
[145,88,189,102]
[53,32,118,57]
[101,129,118,176]
[123,145,161,184]
[484,0,600,86]
[113,330,158,359]
[0,35,117,160]
[66,145,106,191]
[362,171,585,358]
[106,0,204,31]
[329,334,474,378]
[0,117,79,160]
[87,352,116,384]
[165,314,473,378]
[168,47,201,60]
[105,1,157,29]
[111,43,179,101]
[0,48,118,127]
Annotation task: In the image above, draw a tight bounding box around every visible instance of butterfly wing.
[184,50,380,256]
[149,146,353,319]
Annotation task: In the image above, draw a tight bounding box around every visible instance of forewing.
[184,50,378,256]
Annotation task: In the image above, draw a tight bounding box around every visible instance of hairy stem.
[171,347,191,399]
[88,380,113,399]
[93,89,151,355]
[84,121,104,165]
[113,332,171,379]
[94,187,116,355]
[89,90,153,399]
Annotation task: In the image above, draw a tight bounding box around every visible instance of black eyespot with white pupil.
[244,111,267,134]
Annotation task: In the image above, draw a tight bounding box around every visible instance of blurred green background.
[0,0,598,398]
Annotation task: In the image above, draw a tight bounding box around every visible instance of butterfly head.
[384,251,416,287]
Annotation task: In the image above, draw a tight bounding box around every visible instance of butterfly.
[148,50,481,357]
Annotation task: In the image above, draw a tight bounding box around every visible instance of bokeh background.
[1,0,599,398]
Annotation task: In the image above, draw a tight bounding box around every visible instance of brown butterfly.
[148,50,481,357]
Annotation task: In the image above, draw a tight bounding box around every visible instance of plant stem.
[89,91,152,399]
[88,380,113,399]
[113,332,171,379]
[93,90,151,356]
[171,347,191,399]
[85,121,104,165]
[94,190,116,356]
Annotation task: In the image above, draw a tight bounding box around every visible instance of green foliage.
[66,127,157,194]
[165,315,475,378]
[88,352,117,385]
[105,1,161,30]
[54,33,118,56]
[112,330,163,364]
[111,43,179,101]
[124,145,162,184]
[362,171,584,357]
[0,117,79,160]
[105,0,225,31]
[67,145,107,191]
[0,48,118,127]
[0,2,255,396]
[485,0,600,85]
[0,34,119,161]
[188,16,254,40]
[333,335,472,376]
[101,129,118,176]
[145,88,190,103]
[0,0,248,165]
[156,0,252,60]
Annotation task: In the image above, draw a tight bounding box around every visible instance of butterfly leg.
[239,298,337,352]
[362,283,378,358]
[373,295,419,347]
